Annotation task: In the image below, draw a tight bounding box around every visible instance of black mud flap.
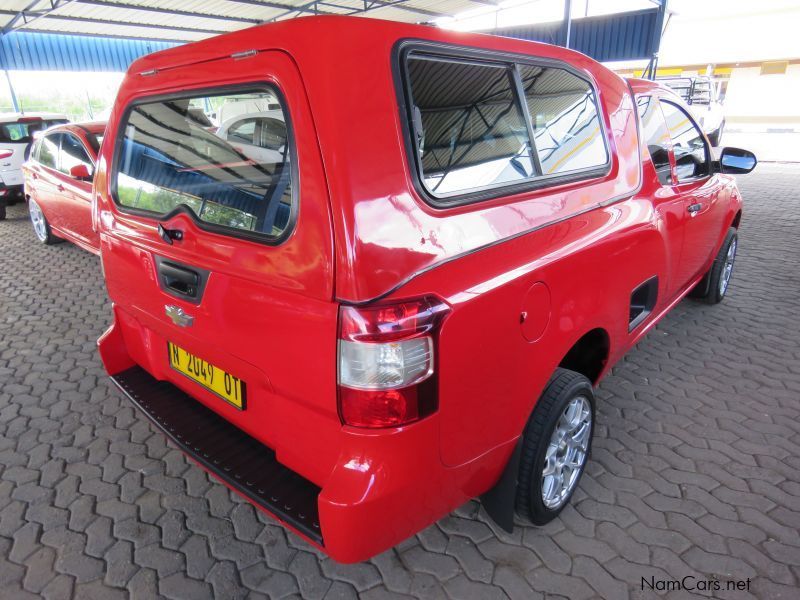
[480,438,523,533]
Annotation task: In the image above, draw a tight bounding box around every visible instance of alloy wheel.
[720,238,737,296]
[541,395,592,509]
[29,199,48,242]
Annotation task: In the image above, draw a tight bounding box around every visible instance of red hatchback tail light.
[337,296,450,428]
[0,149,14,160]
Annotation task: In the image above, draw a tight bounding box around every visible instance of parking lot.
[0,164,798,599]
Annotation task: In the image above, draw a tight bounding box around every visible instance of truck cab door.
[635,95,686,299]
[660,99,726,290]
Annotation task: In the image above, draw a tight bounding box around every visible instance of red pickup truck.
[93,16,756,563]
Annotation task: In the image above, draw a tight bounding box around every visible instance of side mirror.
[69,164,92,180]
[717,147,757,174]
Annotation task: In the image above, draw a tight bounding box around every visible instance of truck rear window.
[114,88,294,241]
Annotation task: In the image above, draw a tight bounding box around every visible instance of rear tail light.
[337,296,450,428]
[0,149,13,160]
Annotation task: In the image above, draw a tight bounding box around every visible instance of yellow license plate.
[168,342,246,410]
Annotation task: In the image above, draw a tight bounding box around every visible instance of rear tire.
[693,228,738,304]
[28,198,57,244]
[516,368,595,525]
[0,197,6,221]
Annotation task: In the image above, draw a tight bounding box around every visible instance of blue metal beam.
[492,8,663,63]
[0,30,178,71]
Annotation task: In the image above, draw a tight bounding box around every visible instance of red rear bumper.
[99,306,513,562]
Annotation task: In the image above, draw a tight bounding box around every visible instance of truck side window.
[518,64,608,175]
[636,96,672,185]
[38,134,60,170]
[31,138,42,162]
[60,134,93,176]
[258,118,287,151]
[405,56,536,198]
[114,88,295,241]
[659,100,710,182]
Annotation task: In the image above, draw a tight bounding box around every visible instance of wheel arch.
[481,325,611,531]
[557,327,611,385]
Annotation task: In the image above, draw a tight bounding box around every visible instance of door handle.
[687,203,702,215]
[158,261,200,299]
[57,184,65,192]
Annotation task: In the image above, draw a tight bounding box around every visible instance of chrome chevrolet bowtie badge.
[165,305,194,327]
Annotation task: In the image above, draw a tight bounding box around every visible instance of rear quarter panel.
[391,193,665,467]
[302,27,651,467]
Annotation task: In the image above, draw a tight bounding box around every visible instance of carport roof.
[0,0,486,43]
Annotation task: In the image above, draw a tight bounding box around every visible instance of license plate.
[168,342,246,410]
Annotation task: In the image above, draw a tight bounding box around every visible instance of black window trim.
[109,82,299,247]
[658,97,712,185]
[73,124,103,155]
[393,39,613,208]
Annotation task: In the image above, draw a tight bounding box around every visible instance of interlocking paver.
[1,165,799,597]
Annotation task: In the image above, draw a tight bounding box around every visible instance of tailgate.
[97,50,340,486]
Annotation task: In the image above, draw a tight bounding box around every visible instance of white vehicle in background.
[215,93,282,127]
[216,111,288,164]
[657,76,726,146]
[0,112,69,220]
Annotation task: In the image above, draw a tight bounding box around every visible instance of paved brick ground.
[1,165,799,599]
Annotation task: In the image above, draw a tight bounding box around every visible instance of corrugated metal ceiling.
[0,1,666,73]
[0,0,483,43]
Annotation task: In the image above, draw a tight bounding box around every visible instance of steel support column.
[643,0,668,79]
[4,69,20,112]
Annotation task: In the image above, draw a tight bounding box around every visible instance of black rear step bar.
[110,366,323,545]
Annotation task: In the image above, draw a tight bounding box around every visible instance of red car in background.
[22,121,105,254]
